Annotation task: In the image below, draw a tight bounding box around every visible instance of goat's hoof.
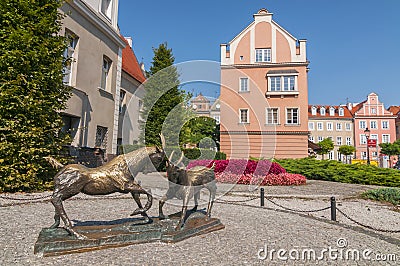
[175,224,183,231]
[131,208,145,216]
[76,234,88,240]
[159,214,168,220]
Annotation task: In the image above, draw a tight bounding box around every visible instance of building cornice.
[220,131,309,136]
[221,62,309,69]
[70,0,126,48]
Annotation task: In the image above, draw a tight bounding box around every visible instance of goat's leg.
[192,188,199,212]
[130,192,147,217]
[176,188,190,230]
[51,196,86,240]
[130,189,153,216]
[158,194,169,219]
[205,186,217,221]
[50,212,60,229]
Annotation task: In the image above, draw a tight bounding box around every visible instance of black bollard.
[330,196,336,221]
[260,188,265,207]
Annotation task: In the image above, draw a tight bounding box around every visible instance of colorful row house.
[220,8,309,159]
[351,93,396,162]
[308,105,353,161]
[309,93,397,165]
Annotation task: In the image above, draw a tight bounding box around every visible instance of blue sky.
[118,0,400,107]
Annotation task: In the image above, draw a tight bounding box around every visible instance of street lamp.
[364,127,370,165]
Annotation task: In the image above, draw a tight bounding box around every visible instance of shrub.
[362,188,400,205]
[276,158,400,187]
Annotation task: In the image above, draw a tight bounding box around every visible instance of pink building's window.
[255,48,271,62]
[286,108,299,125]
[239,109,249,123]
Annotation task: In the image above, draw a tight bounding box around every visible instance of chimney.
[125,37,133,47]
[139,62,146,77]
[347,102,353,111]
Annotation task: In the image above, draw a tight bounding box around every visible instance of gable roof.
[388,106,400,115]
[121,36,146,83]
[308,105,353,118]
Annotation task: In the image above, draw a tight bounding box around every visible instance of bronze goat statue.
[159,150,217,230]
[45,146,165,239]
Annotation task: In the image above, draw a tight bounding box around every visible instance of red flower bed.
[187,159,306,186]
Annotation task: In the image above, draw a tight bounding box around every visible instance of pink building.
[351,93,396,162]
[219,8,309,159]
[388,106,400,141]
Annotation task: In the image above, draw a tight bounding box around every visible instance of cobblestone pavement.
[1,175,399,265]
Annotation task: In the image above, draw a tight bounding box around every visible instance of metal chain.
[0,194,51,201]
[265,197,331,213]
[216,196,259,204]
[336,207,400,233]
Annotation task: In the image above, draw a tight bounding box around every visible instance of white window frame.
[382,121,389,129]
[329,107,335,116]
[345,123,351,131]
[360,134,367,145]
[346,137,352,145]
[101,0,113,19]
[100,56,112,91]
[308,122,315,131]
[309,136,315,142]
[327,122,333,131]
[266,108,279,125]
[382,134,390,143]
[286,108,299,125]
[63,31,78,86]
[239,77,249,92]
[328,151,334,160]
[213,115,220,124]
[311,106,317,115]
[320,107,326,116]
[337,136,342,146]
[267,74,298,92]
[239,108,249,124]
[370,120,377,129]
[339,108,344,116]
[336,123,342,131]
[361,151,367,160]
[317,122,323,131]
[255,48,271,62]
[318,136,323,142]
[359,120,366,129]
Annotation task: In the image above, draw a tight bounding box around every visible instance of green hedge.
[362,188,400,205]
[275,158,400,187]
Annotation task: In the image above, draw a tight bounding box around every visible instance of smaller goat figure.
[46,146,164,239]
[159,150,217,230]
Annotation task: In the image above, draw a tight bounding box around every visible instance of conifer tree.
[0,0,70,192]
[140,43,192,147]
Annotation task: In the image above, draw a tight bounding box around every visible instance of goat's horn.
[159,133,166,150]
[176,151,185,166]
[168,150,175,163]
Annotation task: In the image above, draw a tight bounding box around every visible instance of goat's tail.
[44,156,64,169]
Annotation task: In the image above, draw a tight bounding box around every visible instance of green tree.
[180,116,219,148]
[0,0,70,192]
[140,43,192,147]
[317,138,334,160]
[379,141,400,167]
[338,145,356,164]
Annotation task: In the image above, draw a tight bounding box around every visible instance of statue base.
[34,212,224,257]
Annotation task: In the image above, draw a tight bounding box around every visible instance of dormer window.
[339,107,344,116]
[311,106,317,115]
[329,107,335,116]
[320,107,326,116]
